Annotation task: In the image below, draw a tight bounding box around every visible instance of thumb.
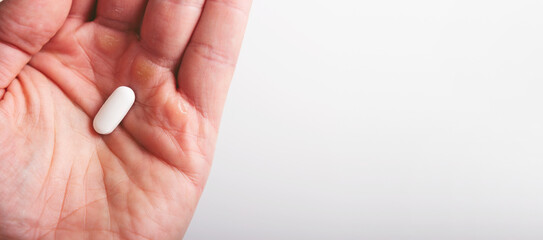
[0,0,71,90]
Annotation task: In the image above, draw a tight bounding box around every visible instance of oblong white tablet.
[93,86,135,135]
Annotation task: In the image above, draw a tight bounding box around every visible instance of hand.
[0,0,250,239]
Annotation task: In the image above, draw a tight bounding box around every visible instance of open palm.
[0,0,250,239]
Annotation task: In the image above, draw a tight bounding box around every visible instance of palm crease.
[0,0,251,239]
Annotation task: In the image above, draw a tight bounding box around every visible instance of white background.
[186,0,543,239]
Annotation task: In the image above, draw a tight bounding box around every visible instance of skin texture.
[0,0,251,239]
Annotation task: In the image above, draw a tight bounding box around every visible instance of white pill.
[93,86,135,135]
